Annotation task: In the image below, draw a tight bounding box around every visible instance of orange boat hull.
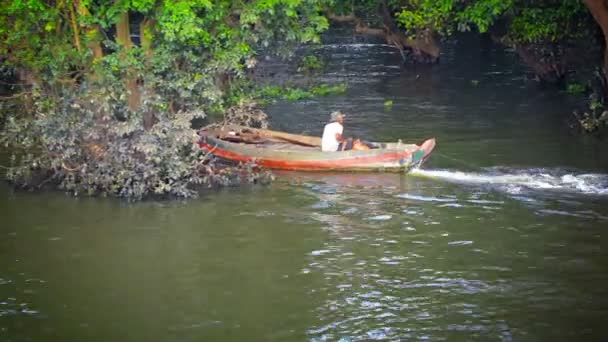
[198,135,436,172]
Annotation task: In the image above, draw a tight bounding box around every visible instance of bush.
[1,82,273,200]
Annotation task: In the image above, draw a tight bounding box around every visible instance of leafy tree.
[0,0,329,198]
[325,0,606,130]
[324,0,595,81]
[583,0,608,94]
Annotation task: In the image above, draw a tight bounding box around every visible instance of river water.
[1,33,607,341]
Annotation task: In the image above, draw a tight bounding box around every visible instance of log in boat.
[198,125,436,172]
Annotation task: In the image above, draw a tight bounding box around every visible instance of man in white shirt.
[321,111,348,152]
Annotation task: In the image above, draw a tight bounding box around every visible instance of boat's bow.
[420,138,436,161]
[408,138,436,169]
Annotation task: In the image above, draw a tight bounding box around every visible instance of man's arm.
[335,132,344,142]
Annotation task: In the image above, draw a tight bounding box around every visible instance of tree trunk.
[513,44,566,82]
[379,0,439,62]
[76,0,103,61]
[583,0,608,98]
[325,7,440,63]
[115,12,132,49]
[140,19,154,57]
[115,12,141,112]
[68,1,82,52]
[138,19,157,130]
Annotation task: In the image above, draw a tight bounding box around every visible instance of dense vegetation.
[327,0,607,129]
[1,0,607,199]
[0,0,329,198]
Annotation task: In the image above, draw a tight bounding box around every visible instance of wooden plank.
[200,125,321,147]
[255,128,321,147]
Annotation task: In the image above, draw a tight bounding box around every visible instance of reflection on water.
[284,174,607,341]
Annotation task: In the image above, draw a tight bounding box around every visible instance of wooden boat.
[198,125,436,172]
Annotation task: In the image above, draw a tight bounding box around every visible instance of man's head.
[330,111,345,124]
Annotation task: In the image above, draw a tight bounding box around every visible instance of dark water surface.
[2,33,608,341]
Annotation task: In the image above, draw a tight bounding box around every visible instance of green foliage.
[566,82,585,95]
[311,83,347,96]
[0,0,331,199]
[2,92,203,198]
[388,0,589,45]
[589,94,603,112]
[284,88,313,101]
[457,0,512,33]
[255,83,347,101]
[396,0,455,35]
[238,0,329,54]
[508,1,587,44]
[224,79,348,106]
[1,80,273,199]
[574,93,608,133]
[0,0,81,77]
[1,0,331,84]
[2,0,602,197]
[298,55,325,73]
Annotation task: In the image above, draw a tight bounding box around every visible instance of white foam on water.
[396,193,456,202]
[366,215,393,221]
[410,168,608,196]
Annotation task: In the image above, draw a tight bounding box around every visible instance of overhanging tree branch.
[324,2,440,63]
[583,0,608,98]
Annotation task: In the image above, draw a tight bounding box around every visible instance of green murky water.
[2,33,607,341]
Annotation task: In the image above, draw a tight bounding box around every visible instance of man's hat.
[330,111,346,122]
